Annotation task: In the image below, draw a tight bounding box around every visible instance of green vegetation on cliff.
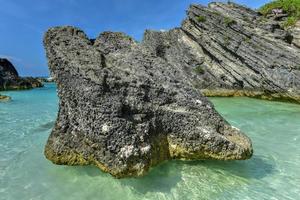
[194,65,205,74]
[196,15,206,22]
[259,0,300,27]
[224,17,236,26]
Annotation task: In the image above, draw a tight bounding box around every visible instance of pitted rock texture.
[0,58,43,90]
[44,26,252,178]
[143,2,300,103]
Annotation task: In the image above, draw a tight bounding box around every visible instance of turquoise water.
[1,83,300,200]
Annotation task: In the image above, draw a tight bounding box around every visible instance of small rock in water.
[0,94,11,102]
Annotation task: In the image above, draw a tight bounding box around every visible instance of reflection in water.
[121,161,183,194]
[35,121,55,131]
[119,155,275,195]
[199,155,276,180]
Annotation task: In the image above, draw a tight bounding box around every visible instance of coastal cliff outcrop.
[44,26,252,178]
[0,58,43,91]
[143,2,300,103]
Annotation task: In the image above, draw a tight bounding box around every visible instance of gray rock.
[43,26,252,178]
[144,2,300,103]
[189,3,300,102]
[0,58,43,90]
[0,58,19,79]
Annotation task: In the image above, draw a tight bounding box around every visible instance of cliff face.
[143,2,300,103]
[44,27,252,178]
[0,58,43,91]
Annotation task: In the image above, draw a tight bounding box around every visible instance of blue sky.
[0,0,270,77]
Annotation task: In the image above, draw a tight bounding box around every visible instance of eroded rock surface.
[0,58,43,90]
[143,2,300,103]
[44,26,252,178]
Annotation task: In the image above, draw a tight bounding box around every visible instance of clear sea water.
[1,83,300,200]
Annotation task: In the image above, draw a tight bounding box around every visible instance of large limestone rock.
[0,58,43,90]
[44,27,252,178]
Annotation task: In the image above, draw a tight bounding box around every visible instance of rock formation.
[0,58,43,90]
[143,2,300,103]
[44,2,300,178]
[44,26,253,178]
[0,94,11,102]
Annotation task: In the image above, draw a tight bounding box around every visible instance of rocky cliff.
[143,2,300,103]
[44,26,252,178]
[0,58,43,90]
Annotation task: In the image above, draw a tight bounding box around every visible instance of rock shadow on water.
[118,155,275,194]
[119,161,183,194]
[64,154,275,195]
[34,121,55,132]
[66,161,183,194]
[186,154,276,180]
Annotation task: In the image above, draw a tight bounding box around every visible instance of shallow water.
[1,83,300,200]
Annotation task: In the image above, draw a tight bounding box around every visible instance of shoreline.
[201,89,300,104]
[2,84,300,105]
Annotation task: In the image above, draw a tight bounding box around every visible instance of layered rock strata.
[143,2,300,103]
